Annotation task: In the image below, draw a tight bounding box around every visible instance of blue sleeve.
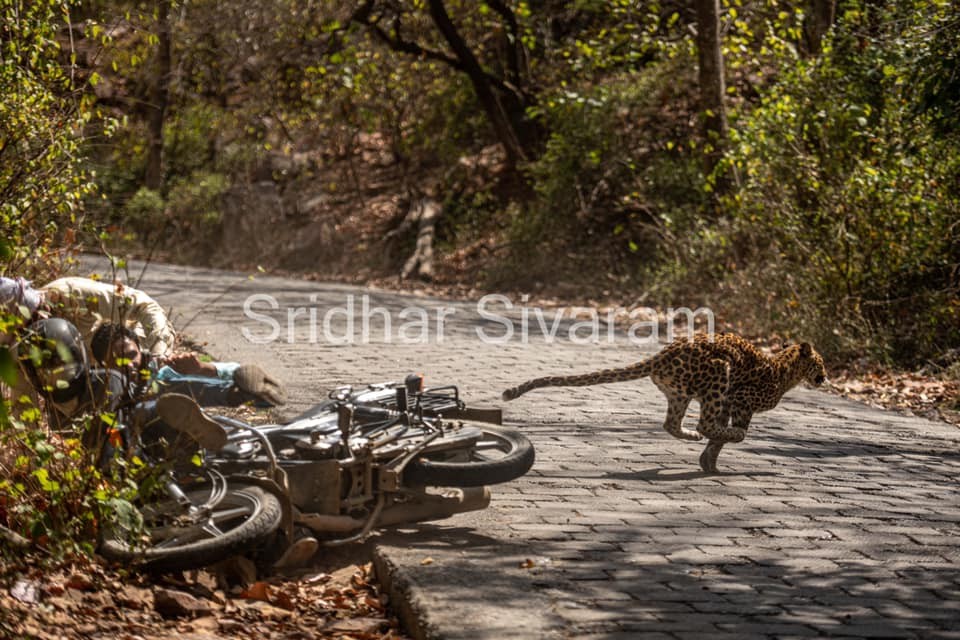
[214,362,240,381]
[154,365,179,382]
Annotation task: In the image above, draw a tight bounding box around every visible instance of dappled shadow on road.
[747,437,960,462]
[371,415,960,638]
[376,525,504,550]
[372,506,960,639]
[604,468,779,482]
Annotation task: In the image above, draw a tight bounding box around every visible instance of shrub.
[167,171,228,229]
[122,187,166,240]
[508,59,702,289]
[0,0,97,278]
[687,4,960,364]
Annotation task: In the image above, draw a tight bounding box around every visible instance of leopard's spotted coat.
[502,333,827,472]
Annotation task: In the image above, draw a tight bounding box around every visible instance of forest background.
[2,0,960,390]
[0,0,959,592]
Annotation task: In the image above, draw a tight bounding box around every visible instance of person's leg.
[155,363,286,407]
[156,374,237,406]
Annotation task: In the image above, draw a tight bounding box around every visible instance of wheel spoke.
[149,499,256,547]
[153,528,205,548]
[210,505,255,524]
[474,438,508,459]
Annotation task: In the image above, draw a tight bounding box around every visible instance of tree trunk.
[803,0,836,56]
[427,0,530,166]
[694,0,728,183]
[144,0,172,191]
[401,198,442,280]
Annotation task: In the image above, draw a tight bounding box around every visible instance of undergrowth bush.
[501,59,701,290]
[0,0,140,565]
[2,317,145,565]
[654,3,960,365]
[0,0,99,279]
[0,402,140,561]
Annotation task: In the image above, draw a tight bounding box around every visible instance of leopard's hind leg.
[654,380,702,441]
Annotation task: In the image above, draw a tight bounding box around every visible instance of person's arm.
[114,286,177,357]
[163,352,218,377]
[42,278,177,357]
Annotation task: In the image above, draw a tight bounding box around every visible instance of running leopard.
[502,333,827,472]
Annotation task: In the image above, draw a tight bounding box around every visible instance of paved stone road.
[84,259,960,639]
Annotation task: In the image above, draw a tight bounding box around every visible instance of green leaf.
[0,349,18,386]
[33,468,61,492]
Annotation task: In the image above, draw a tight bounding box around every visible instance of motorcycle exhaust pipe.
[377,486,491,526]
[297,512,368,533]
[297,487,491,537]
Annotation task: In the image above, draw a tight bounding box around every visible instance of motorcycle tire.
[404,424,534,487]
[99,482,283,573]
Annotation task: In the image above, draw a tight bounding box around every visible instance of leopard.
[502,333,827,473]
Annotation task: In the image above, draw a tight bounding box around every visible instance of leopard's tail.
[502,358,657,401]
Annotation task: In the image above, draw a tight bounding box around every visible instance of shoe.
[233,365,287,406]
[156,393,229,451]
[273,534,319,570]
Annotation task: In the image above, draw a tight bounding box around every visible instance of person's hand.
[165,352,217,377]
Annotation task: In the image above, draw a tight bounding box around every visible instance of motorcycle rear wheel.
[99,482,283,573]
[404,424,534,487]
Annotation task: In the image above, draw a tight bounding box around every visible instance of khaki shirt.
[41,277,176,357]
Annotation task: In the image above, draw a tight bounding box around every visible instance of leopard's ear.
[799,342,813,357]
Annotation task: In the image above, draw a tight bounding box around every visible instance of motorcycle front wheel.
[404,424,535,487]
[99,482,284,573]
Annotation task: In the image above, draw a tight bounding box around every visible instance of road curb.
[371,531,568,640]
[372,545,439,640]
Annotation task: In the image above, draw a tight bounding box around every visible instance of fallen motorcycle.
[99,374,534,572]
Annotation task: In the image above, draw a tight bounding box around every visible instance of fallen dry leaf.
[323,615,389,634]
[64,573,95,592]
[239,581,272,603]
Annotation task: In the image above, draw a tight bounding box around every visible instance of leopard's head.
[798,342,827,386]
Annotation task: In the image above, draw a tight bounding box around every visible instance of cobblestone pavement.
[87,259,960,639]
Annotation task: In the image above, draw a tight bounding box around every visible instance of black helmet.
[22,317,88,400]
